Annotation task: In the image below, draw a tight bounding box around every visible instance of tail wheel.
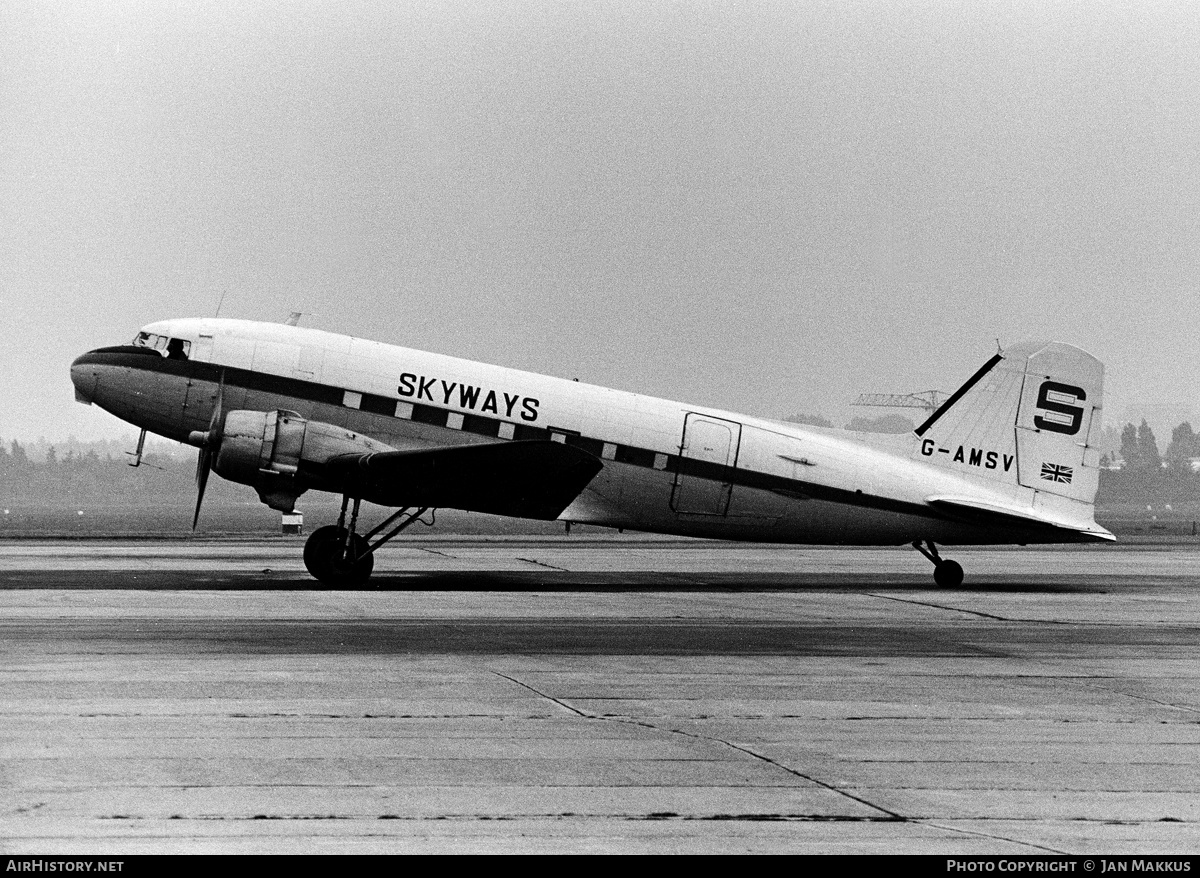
[933,559,964,588]
[303,525,375,588]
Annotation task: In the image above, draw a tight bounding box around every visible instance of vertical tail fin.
[914,341,1104,505]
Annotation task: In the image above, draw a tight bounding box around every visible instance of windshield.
[132,331,191,360]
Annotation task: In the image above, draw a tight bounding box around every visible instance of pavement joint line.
[1034,663,1200,717]
[85,811,908,822]
[492,672,591,719]
[869,592,1044,623]
[491,670,906,822]
[1083,685,1200,716]
[987,634,1200,719]
[515,557,569,572]
[920,820,1068,854]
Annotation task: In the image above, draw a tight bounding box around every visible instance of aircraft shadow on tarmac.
[8,613,1160,657]
[337,571,1107,594]
[3,569,1109,593]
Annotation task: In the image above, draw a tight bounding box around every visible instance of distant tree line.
[0,438,212,506]
[1099,421,1200,503]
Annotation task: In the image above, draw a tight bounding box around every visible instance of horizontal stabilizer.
[327,440,604,520]
[926,495,1115,542]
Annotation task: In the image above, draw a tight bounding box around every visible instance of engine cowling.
[212,410,394,511]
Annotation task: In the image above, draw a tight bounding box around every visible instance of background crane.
[851,390,948,414]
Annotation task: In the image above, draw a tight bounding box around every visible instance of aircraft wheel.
[303,526,375,588]
[933,559,964,588]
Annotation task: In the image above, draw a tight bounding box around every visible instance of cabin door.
[671,413,741,515]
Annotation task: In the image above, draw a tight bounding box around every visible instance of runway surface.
[1,536,1199,854]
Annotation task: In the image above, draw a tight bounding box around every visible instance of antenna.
[215,290,227,318]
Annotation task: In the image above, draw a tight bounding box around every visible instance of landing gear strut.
[302,496,431,588]
[912,539,964,588]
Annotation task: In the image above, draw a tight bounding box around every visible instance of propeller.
[187,370,225,530]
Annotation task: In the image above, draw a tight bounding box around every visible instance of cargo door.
[671,413,741,515]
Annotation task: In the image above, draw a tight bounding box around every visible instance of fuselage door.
[671,413,741,515]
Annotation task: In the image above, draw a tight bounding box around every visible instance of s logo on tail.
[1033,381,1087,435]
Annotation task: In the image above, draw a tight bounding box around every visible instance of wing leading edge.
[326,440,604,520]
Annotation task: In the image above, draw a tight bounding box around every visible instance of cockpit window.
[132,332,190,360]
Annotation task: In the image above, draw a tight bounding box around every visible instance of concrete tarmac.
[1,536,1199,854]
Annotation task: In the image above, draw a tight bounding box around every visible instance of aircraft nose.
[70,350,99,404]
[70,344,154,404]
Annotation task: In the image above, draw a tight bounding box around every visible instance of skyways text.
[398,374,540,422]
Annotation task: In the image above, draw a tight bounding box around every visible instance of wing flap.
[327,440,604,520]
[926,495,1115,542]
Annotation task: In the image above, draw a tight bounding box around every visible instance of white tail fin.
[914,341,1104,505]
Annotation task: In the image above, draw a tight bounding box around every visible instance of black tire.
[303,525,340,581]
[933,559,964,588]
[303,525,375,588]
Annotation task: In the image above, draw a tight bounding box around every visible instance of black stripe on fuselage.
[74,348,348,407]
[360,393,398,417]
[78,347,967,526]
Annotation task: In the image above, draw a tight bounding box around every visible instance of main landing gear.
[302,497,431,588]
[912,539,964,588]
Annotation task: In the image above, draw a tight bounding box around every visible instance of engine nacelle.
[213,410,394,512]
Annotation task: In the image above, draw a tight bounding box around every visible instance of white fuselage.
[71,318,1096,545]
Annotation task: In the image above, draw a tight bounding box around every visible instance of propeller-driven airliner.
[71,319,1112,587]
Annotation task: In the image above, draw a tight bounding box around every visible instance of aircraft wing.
[925,495,1116,542]
[325,440,604,520]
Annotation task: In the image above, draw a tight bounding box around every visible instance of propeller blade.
[207,369,225,438]
[193,446,211,531]
[192,371,225,531]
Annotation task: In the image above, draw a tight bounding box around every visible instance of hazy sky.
[3,1,1198,443]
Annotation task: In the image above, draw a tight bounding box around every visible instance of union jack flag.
[1040,462,1074,484]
